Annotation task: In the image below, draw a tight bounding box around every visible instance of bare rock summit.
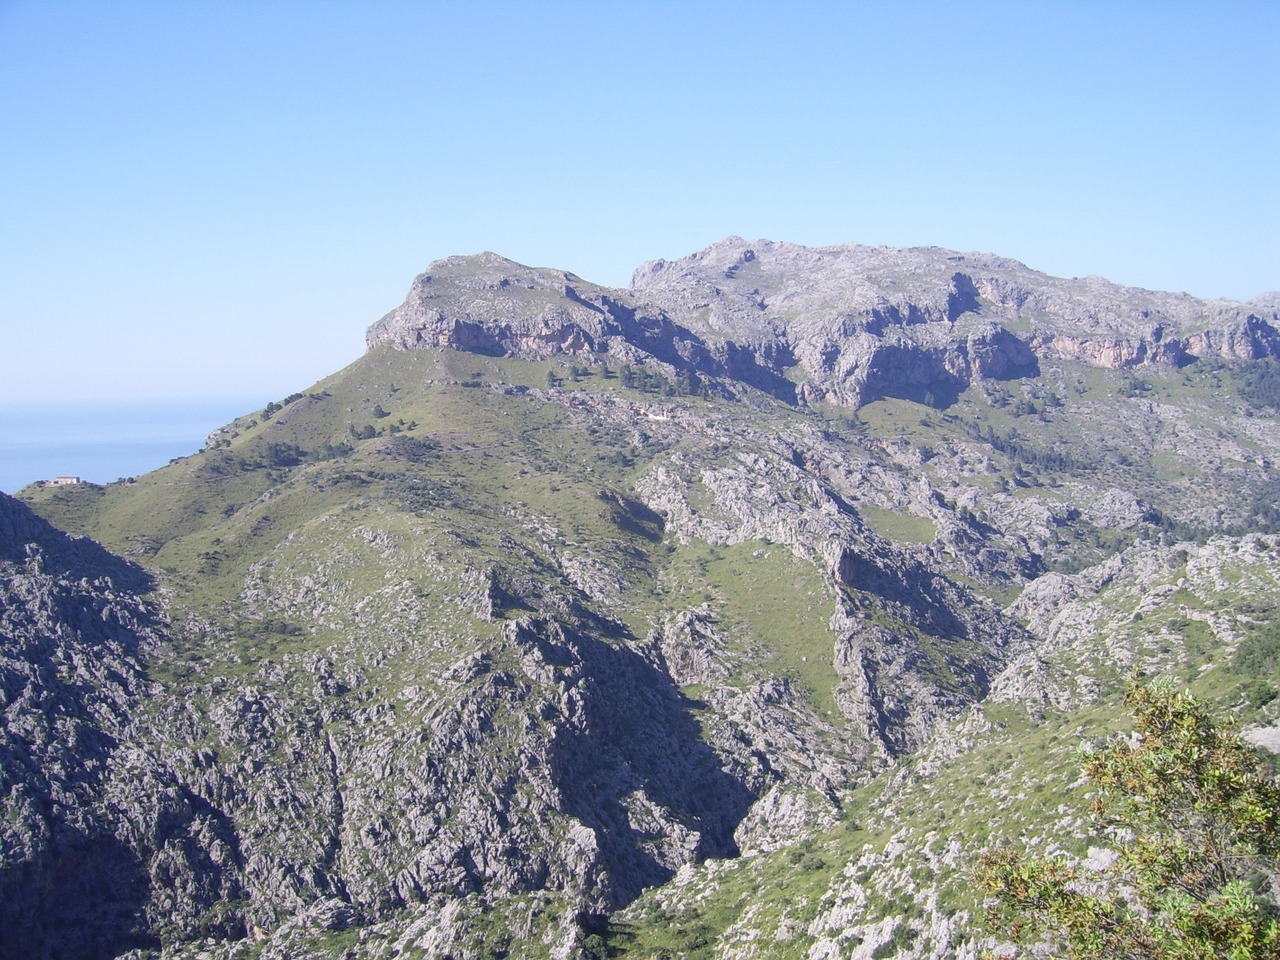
[370,238,1280,408]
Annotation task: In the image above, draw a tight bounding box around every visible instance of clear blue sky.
[2,1,1277,404]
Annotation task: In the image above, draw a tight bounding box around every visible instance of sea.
[0,397,266,495]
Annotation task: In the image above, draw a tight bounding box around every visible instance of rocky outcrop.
[365,252,794,399]
[631,432,1030,765]
[366,253,671,360]
[0,494,241,960]
[368,239,1278,411]
[632,237,1280,405]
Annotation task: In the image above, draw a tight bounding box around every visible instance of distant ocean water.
[0,398,265,495]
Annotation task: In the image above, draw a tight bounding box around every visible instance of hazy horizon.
[0,396,268,494]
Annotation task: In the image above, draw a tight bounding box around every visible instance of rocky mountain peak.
[369,239,1280,409]
[365,252,604,357]
[364,250,793,395]
[631,236,1279,349]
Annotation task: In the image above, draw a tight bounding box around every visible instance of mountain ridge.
[369,238,1280,410]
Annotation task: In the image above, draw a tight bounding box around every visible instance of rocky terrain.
[4,239,1279,959]
[371,238,1280,408]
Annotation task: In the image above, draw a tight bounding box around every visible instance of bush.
[975,680,1280,959]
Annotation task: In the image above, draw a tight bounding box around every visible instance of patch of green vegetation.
[1225,614,1280,710]
[19,480,107,533]
[854,396,942,442]
[661,540,844,722]
[950,571,1023,607]
[859,505,936,544]
[1241,357,1280,410]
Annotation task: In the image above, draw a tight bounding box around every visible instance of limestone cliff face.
[630,237,1280,405]
[364,252,793,397]
[365,252,696,367]
[369,239,1279,409]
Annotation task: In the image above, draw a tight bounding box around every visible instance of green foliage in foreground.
[975,681,1280,960]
